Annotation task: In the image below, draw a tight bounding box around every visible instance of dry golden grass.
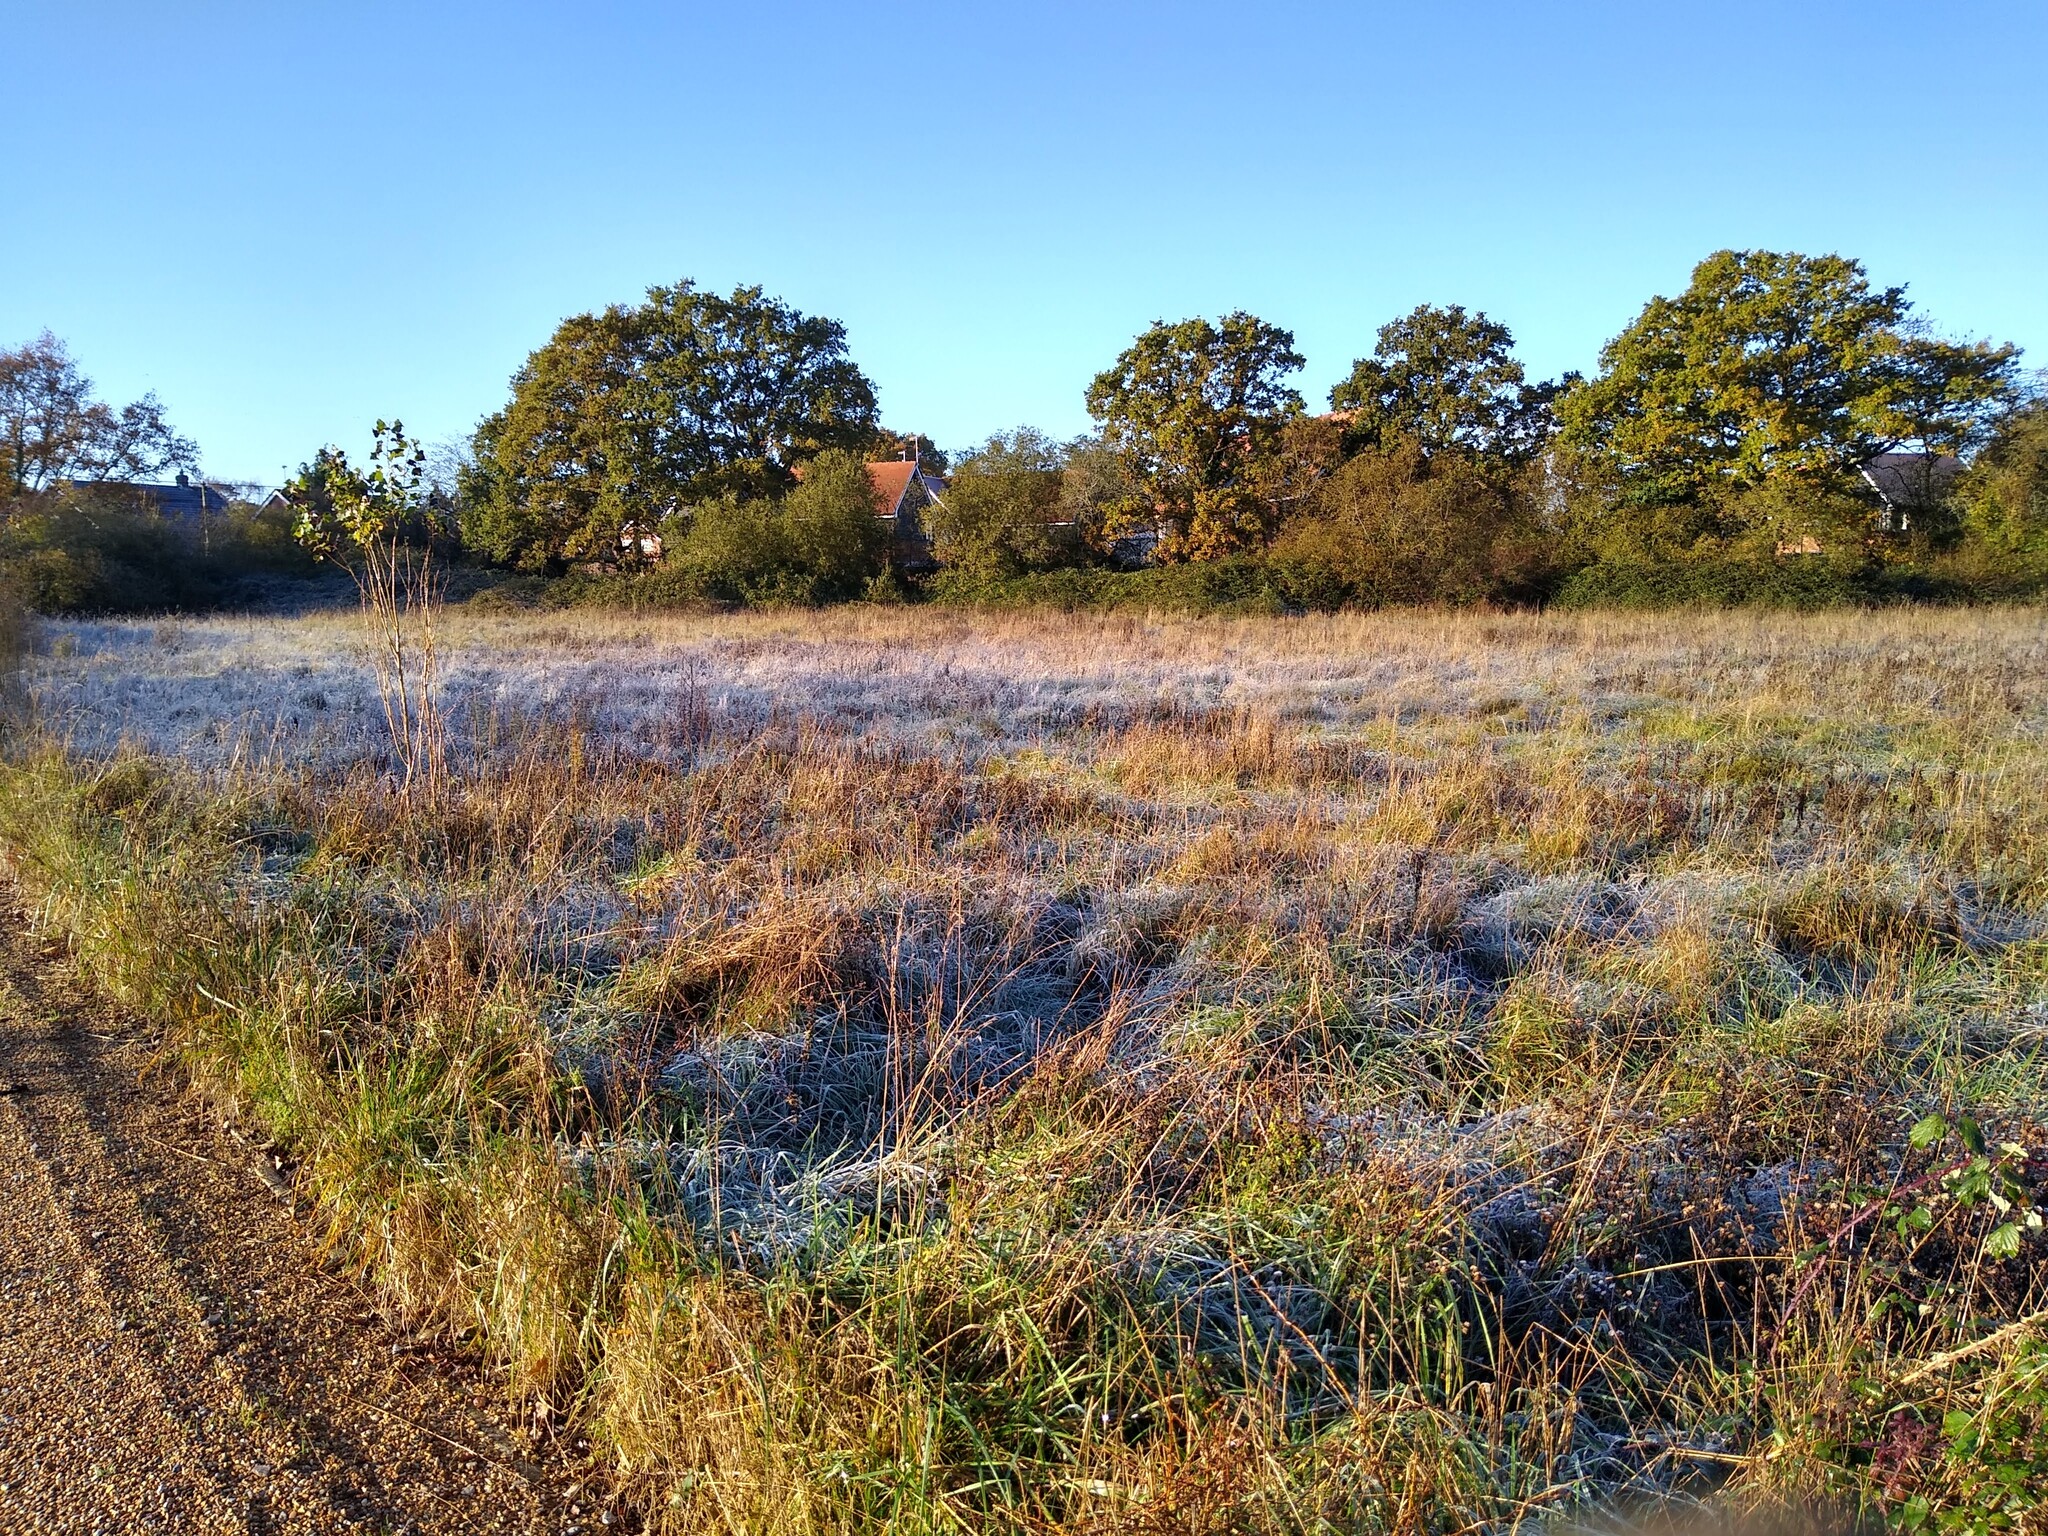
[4,601,2046,1532]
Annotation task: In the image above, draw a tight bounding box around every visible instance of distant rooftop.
[865,460,935,517]
[1860,451,1963,509]
[79,471,239,519]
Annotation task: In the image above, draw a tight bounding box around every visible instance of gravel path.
[0,914,610,1534]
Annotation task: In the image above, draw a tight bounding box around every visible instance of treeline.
[446,251,2043,612]
[6,250,2046,615]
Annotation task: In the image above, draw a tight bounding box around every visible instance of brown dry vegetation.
[2,604,2046,1533]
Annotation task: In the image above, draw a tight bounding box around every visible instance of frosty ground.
[6,603,2046,1532]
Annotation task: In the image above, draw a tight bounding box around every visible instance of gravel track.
[0,912,608,1535]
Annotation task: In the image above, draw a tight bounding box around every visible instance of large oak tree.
[1556,250,2018,502]
[464,282,880,569]
[1330,304,1559,466]
[1084,313,1304,561]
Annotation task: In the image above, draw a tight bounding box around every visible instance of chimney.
[175,471,190,487]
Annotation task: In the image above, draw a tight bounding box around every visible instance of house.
[1860,452,1963,533]
[80,471,238,522]
[619,521,664,561]
[865,459,946,567]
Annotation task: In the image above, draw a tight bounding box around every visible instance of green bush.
[926,429,1073,581]
[927,556,1290,615]
[1957,403,2048,557]
[0,576,27,672]
[212,498,322,574]
[0,492,224,612]
[606,449,891,608]
[1553,555,1887,610]
[1916,547,2048,602]
[1266,444,1552,608]
[0,489,322,615]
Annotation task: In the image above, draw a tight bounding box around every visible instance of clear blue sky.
[4,0,2043,484]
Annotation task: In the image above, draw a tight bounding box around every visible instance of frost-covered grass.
[27,603,2048,768]
[5,602,2048,1532]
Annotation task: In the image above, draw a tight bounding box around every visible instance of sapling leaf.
[1911,1114,1948,1150]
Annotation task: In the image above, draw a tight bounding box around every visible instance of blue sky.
[4,0,2043,484]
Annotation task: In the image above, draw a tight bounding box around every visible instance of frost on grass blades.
[4,604,2047,1534]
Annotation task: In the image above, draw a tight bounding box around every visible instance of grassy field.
[3,602,2046,1533]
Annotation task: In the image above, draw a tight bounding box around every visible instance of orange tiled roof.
[866,460,920,516]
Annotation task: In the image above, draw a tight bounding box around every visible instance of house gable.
[1860,451,1963,533]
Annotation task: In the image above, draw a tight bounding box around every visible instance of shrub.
[214,497,322,574]
[0,488,226,612]
[0,486,326,614]
[653,449,886,607]
[926,428,1072,581]
[778,447,889,600]
[669,495,796,603]
[927,556,1289,615]
[1958,403,2048,556]
[1554,554,1885,610]
[1266,443,1551,607]
[0,576,27,719]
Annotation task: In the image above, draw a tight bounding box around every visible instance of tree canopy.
[667,447,886,604]
[1958,402,2048,555]
[463,282,880,569]
[1270,441,1548,608]
[1,331,197,497]
[1556,250,2018,501]
[925,427,1070,581]
[1084,313,1304,561]
[1329,304,1559,465]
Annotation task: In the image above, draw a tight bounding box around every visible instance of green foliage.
[1714,475,1891,561]
[0,486,311,613]
[1045,434,1136,553]
[653,448,887,606]
[289,420,438,562]
[1823,1115,2048,1535]
[1329,304,1561,466]
[1556,469,1894,573]
[463,281,879,570]
[1957,403,2048,555]
[927,555,1289,614]
[665,496,791,602]
[220,496,323,575]
[778,448,889,600]
[1266,442,1550,607]
[1897,1114,2044,1266]
[0,491,200,610]
[0,571,26,678]
[1896,1342,2048,1536]
[924,428,1072,581]
[1084,313,1305,561]
[1556,249,2018,501]
[1553,554,1886,610]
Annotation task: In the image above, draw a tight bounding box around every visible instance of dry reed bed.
[3,603,2046,1533]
